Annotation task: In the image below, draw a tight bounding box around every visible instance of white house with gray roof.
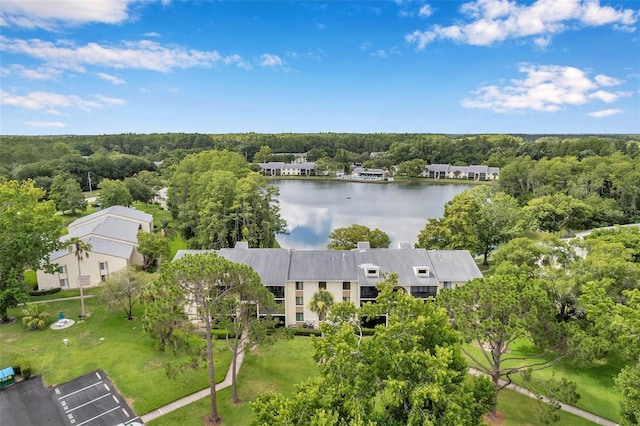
[174,241,482,327]
[425,164,500,181]
[36,206,153,291]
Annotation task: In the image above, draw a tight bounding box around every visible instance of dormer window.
[360,263,380,278]
[414,266,430,277]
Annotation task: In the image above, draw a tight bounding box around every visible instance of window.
[411,286,438,298]
[295,281,303,290]
[101,274,108,282]
[414,266,430,277]
[267,286,285,299]
[319,282,326,290]
[296,297,304,306]
[59,265,67,274]
[60,278,68,287]
[366,268,379,277]
[342,282,351,291]
[360,286,379,299]
[443,282,452,289]
[296,312,304,322]
[343,296,350,302]
[99,262,107,271]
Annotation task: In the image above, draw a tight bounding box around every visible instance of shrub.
[28,288,61,297]
[16,358,32,379]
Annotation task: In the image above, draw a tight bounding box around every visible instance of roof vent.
[235,241,249,249]
[357,241,371,250]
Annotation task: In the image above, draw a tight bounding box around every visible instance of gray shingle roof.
[68,206,152,229]
[174,249,292,286]
[63,216,140,244]
[173,247,482,287]
[354,248,439,286]
[288,250,358,281]
[427,164,450,172]
[427,250,483,282]
[50,236,134,261]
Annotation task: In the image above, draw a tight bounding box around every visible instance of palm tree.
[21,304,51,330]
[308,289,334,322]
[67,237,92,318]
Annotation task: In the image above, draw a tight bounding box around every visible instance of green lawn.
[149,337,603,426]
[463,339,623,423]
[0,297,231,415]
[148,337,320,426]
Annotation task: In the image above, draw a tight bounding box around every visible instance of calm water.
[272,180,474,249]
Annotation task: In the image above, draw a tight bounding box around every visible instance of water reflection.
[273,180,473,250]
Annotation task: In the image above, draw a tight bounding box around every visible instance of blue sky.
[1,0,639,135]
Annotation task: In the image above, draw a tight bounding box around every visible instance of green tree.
[308,289,334,321]
[144,252,274,424]
[66,237,92,318]
[251,275,493,426]
[306,148,328,162]
[49,174,87,214]
[396,158,426,177]
[253,145,272,163]
[21,304,51,330]
[524,193,593,234]
[168,150,286,249]
[437,270,576,418]
[327,224,390,250]
[124,176,155,203]
[98,178,132,207]
[0,180,62,322]
[99,267,152,320]
[417,187,525,264]
[137,232,171,272]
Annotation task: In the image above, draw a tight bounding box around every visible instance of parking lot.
[0,370,141,426]
[52,370,141,426]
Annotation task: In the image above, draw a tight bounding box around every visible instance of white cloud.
[24,121,67,128]
[224,54,252,71]
[93,94,126,105]
[0,36,223,72]
[588,108,624,118]
[97,72,125,84]
[260,54,284,67]
[594,74,623,86]
[461,64,628,113]
[419,5,433,17]
[142,31,161,38]
[0,0,138,30]
[1,89,123,114]
[407,0,639,49]
[1,64,61,80]
[370,49,389,58]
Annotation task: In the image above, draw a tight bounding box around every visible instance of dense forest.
[1,133,639,228]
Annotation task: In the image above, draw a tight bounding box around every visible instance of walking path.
[25,295,620,425]
[469,369,619,426]
[140,346,246,424]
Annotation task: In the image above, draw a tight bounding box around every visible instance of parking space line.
[56,381,103,399]
[65,392,112,413]
[75,405,121,426]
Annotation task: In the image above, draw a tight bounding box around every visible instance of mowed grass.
[495,388,598,426]
[0,296,231,415]
[463,339,624,423]
[148,337,320,426]
[149,337,603,426]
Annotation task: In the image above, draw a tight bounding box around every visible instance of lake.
[272,180,474,249]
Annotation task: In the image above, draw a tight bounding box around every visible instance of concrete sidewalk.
[469,368,619,426]
[140,346,246,424]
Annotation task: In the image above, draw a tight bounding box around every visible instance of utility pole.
[87,172,92,193]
